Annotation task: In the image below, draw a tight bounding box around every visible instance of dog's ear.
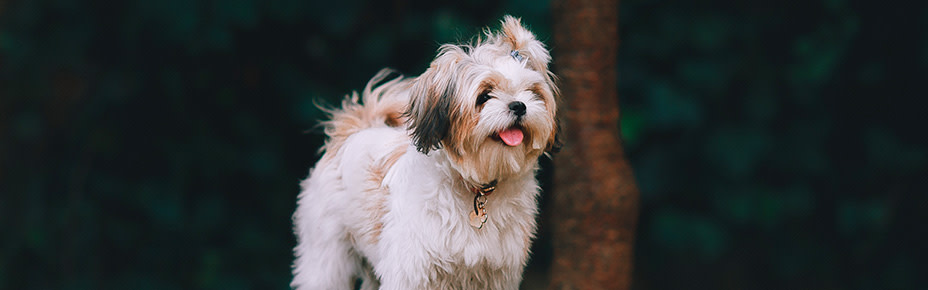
[546,121,563,154]
[499,16,551,75]
[406,46,466,154]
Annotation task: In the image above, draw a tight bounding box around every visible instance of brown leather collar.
[466,179,498,196]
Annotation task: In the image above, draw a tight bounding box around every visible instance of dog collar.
[467,180,497,196]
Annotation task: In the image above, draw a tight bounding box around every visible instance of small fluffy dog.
[292,16,558,290]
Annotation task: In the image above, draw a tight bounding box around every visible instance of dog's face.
[406,16,558,184]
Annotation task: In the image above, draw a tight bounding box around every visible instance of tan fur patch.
[320,70,412,162]
[384,111,405,127]
[363,145,407,244]
[501,17,522,50]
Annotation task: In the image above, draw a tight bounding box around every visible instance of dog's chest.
[420,222,524,288]
[414,200,532,268]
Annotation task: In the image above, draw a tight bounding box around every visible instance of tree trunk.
[547,0,640,289]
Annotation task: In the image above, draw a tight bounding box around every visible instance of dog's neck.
[434,152,502,183]
[429,149,537,195]
[463,179,497,196]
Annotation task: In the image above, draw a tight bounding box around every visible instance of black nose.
[508,101,526,116]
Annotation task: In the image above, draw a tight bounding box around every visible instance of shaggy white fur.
[292,16,558,290]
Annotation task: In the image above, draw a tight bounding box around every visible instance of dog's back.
[292,70,413,290]
[317,69,412,162]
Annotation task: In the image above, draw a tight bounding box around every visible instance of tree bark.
[548,0,640,289]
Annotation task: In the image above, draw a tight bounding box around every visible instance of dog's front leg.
[372,246,434,290]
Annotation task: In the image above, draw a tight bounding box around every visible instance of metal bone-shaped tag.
[469,194,489,229]
[469,209,488,229]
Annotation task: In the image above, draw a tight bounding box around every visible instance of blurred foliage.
[0,0,548,289]
[619,0,928,289]
[0,0,926,289]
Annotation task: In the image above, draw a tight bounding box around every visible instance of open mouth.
[491,125,524,146]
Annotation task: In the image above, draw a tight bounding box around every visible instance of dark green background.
[2,0,926,289]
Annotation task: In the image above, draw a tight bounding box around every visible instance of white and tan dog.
[292,16,559,290]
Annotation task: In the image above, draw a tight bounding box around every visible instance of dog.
[291,16,559,290]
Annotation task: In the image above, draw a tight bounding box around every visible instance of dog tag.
[469,210,488,229]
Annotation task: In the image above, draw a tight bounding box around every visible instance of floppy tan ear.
[499,15,552,74]
[406,45,467,154]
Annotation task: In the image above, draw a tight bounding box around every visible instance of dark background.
[2,0,926,289]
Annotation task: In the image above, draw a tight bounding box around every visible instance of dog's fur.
[292,16,558,290]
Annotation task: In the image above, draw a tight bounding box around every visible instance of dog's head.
[406,16,559,184]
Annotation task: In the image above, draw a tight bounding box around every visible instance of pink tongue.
[498,127,524,146]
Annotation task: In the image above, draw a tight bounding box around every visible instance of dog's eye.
[531,92,542,100]
[476,92,492,106]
